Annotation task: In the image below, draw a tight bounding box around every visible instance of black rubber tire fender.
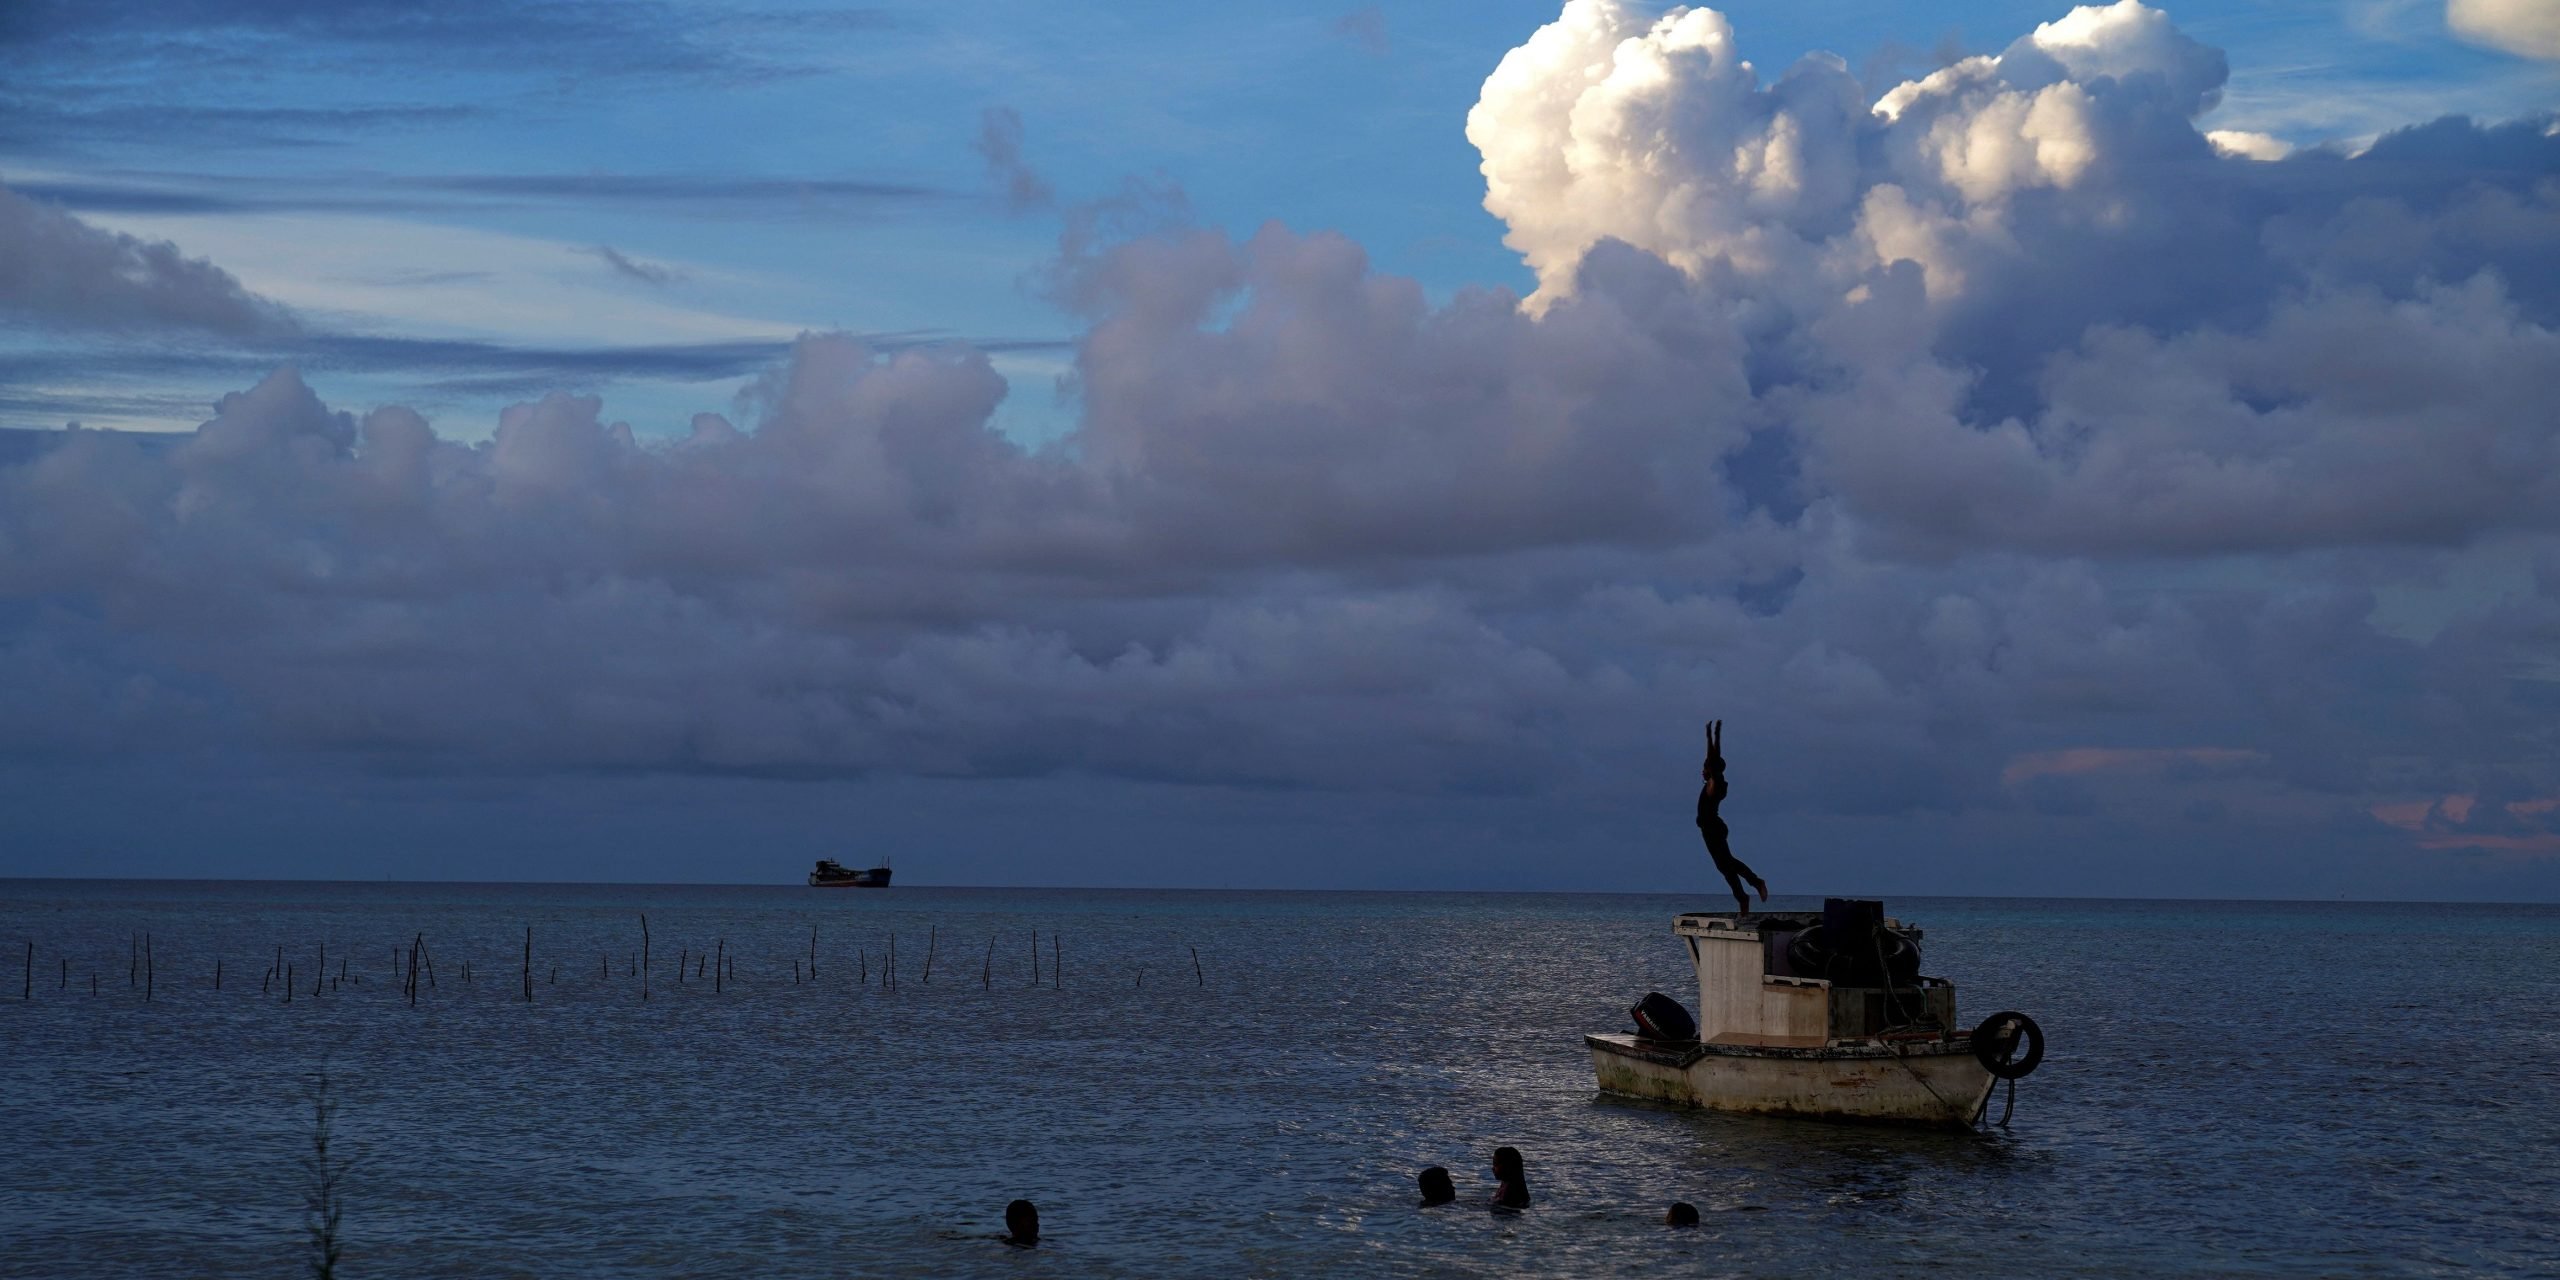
[1971,1011,2044,1079]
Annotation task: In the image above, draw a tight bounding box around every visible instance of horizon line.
[2,875,2553,908]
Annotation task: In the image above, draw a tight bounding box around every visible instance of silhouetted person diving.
[1698,720,1768,914]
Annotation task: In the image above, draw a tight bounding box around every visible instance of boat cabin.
[1677,905,1955,1046]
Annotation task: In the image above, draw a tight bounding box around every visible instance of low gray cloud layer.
[0,182,296,335]
[5,0,2558,888]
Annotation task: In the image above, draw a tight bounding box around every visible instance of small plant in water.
[302,1070,350,1279]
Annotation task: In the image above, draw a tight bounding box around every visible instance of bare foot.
[1752,879,1769,903]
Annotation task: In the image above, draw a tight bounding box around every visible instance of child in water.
[1489,1147,1530,1211]
[1002,1199,1039,1247]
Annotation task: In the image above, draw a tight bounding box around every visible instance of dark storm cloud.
[3,0,2556,887]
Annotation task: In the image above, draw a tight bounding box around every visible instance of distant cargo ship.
[808,859,892,888]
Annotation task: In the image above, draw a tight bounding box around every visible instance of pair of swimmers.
[1416,1154,1701,1226]
[1416,1146,1530,1210]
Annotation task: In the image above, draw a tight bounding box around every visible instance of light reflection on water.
[2,884,2556,1278]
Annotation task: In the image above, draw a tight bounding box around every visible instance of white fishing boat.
[1588,899,2043,1128]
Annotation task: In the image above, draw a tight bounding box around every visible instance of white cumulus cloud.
[2449,0,2560,60]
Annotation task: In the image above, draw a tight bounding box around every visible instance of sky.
[1,0,2557,896]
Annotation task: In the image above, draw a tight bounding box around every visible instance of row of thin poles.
[16,921,1208,1001]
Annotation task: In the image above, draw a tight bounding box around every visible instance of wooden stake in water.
[641,915,651,1002]
[858,951,866,984]
[809,926,818,981]
[924,926,936,985]
[714,939,725,995]
[1192,945,1203,986]
[521,926,533,1003]
[1053,934,1060,991]
[678,947,687,985]
[285,963,295,1004]
[1030,929,1038,986]
[215,957,222,992]
[982,938,994,990]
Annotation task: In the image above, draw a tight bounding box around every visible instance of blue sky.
[2,0,2557,895]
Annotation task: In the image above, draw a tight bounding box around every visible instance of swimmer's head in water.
[1417,1166,1455,1206]
[1666,1201,1700,1227]
[1491,1147,1524,1181]
[1004,1199,1039,1246]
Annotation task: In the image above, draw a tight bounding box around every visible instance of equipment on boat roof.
[1780,897,1922,989]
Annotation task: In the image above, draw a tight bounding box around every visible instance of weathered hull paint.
[1587,1033,1997,1128]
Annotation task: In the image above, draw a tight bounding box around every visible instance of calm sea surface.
[2,883,2556,1278]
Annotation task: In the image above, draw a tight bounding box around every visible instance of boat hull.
[807,868,892,888]
[1587,1032,1996,1128]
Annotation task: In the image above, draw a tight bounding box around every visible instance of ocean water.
[1,883,2555,1278]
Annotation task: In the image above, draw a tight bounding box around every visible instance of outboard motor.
[1630,991,1698,1043]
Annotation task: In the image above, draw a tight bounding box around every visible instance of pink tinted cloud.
[1999,746,2263,789]
[2371,792,2560,856]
